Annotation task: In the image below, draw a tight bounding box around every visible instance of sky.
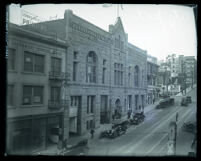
[8,4,197,61]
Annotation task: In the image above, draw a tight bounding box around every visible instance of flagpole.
[117,4,119,18]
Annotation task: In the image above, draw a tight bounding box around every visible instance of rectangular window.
[128,73,131,87]
[102,68,106,84]
[51,57,61,75]
[73,62,78,81]
[23,85,43,105]
[128,95,132,110]
[33,86,43,104]
[121,71,123,85]
[101,95,108,112]
[86,121,89,130]
[70,96,79,107]
[35,55,44,73]
[23,86,32,105]
[24,51,45,73]
[24,52,34,72]
[8,48,16,70]
[51,87,60,102]
[90,120,94,129]
[74,51,78,59]
[135,95,138,110]
[114,63,123,86]
[103,59,106,66]
[7,85,14,106]
[87,96,95,114]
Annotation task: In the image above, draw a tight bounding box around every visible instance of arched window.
[134,65,139,87]
[86,51,97,83]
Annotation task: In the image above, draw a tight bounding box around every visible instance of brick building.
[43,9,147,134]
[7,9,148,154]
[7,23,69,154]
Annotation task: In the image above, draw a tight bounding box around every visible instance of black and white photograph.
[6,3,197,156]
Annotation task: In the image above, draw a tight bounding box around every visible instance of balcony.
[69,107,78,117]
[48,100,68,109]
[49,71,70,80]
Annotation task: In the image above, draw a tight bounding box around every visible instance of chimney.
[64,9,73,40]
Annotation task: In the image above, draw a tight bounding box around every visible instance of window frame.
[7,48,16,71]
[24,51,45,74]
[22,85,44,106]
[7,84,15,107]
[86,52,97,83]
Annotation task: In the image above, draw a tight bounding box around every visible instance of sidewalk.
[175,85,195,97]
[36,100,160,155]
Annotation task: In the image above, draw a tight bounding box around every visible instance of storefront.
[7,114,63,155]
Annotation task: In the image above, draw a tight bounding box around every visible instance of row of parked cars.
[99,112,145,139]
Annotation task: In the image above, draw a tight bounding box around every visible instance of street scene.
[6,4,197,157]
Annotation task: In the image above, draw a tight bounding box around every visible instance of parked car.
[99,122,127,139]
[130,112,145,125]
[186,96,192,103]
[181,122,196,133]
[181,97,188,106]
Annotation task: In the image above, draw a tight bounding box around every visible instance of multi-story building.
[166,54,179,77]
[184,56,196,86]
[147,55,159,104]
[7,23,69,154]
[38,9,147,134]
[7,9,148,154]
[159,54,196,95]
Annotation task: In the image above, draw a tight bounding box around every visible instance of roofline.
[8,23,69,48]
[128,42,147,55]
[72,13,111,36]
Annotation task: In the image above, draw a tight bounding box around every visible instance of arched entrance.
[113,99,122,119]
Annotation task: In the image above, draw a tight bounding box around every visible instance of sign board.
[21,9,47,25]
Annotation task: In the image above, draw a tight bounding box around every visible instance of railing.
[49,71,70,80]
[48,100,68,109]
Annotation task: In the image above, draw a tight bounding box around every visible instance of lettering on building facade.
[69,20,112,44]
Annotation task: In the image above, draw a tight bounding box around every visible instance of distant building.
[147,55,159,104]
[184,56,196,86]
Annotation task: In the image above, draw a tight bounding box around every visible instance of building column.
[63,100,70,141]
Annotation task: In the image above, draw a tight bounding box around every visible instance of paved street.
[80,87,197,156]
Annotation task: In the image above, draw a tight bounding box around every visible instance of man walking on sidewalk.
[90,128,95,139]
[176,112,179,122]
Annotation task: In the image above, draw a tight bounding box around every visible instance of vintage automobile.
[181,97,188,106]
[99,122,127,139]
[181,121,196,133]
[186,96,192,103]
[129,112,145,125]
[156,97,175,109]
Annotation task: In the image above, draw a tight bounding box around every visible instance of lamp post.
[168,121,177,155]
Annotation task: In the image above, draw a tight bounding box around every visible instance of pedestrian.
[127,111,131,119]
[90,128,95,139]
[57,139,62,155]
[153,98,155,104]
[176,112,179,122]
[63,139,67,150]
